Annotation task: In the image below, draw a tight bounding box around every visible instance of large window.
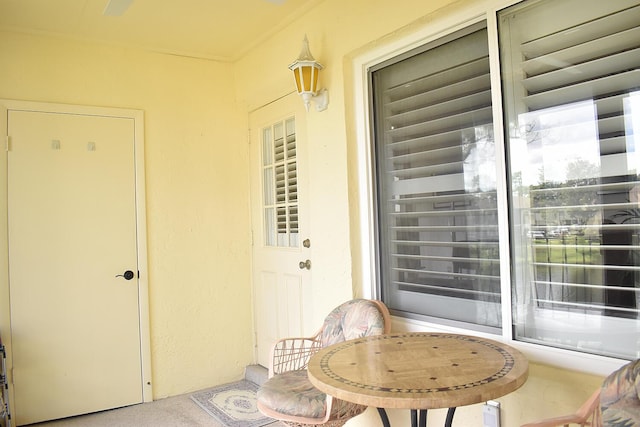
[371,0,640,359]
[501,0,640,359]
[371,24,501,333]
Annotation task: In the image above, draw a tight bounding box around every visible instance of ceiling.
[0,0,321,62]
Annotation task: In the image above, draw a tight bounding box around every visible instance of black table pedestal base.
[377,408,391,427]
[377,407,456,427]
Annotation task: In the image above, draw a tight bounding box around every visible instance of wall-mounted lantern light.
[288,36,328,112]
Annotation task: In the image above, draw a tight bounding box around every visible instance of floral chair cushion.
[320,299,387,347]
[257,369,327,419]
[601,359,640,427]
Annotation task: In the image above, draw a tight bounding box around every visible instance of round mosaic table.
[307,332,528,427]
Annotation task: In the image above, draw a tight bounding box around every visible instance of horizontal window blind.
[501,0,640,358]
[372,25,502,330]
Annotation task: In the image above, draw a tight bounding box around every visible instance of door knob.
[116,270,135,280]
[299,260,311,270]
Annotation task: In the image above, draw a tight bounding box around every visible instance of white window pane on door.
[265,207,275,246]
[277,206,288,247]
[275,164,286,204]
[500,0,640,359]
[262,117,299,248]
[274,122,284,160]
[371,24,501,332]
[289,206,299,247]
[263,167,274,205]
[286,118,296,159]
[263,128,273,166]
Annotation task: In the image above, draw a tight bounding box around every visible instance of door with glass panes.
[250,93,313,367]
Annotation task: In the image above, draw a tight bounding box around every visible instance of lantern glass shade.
[292,63,320,94]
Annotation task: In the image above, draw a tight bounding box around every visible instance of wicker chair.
[257,299,391,427]
[521,359,640,427]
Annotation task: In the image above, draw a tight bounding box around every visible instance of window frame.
[351,0,629,376]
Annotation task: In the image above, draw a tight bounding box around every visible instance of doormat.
[190,380,274,427]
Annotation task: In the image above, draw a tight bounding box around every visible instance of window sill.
[390,315,628,377]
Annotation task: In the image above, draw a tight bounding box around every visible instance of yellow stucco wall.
[0,30,253,399]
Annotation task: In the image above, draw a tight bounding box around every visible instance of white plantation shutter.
[371,24,502,330]
[500,0,640,358]
[263,118,299,247]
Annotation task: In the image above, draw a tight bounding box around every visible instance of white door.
[8,109,144,425]
[250,93,313,367]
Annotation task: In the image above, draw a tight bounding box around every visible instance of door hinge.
[5,135,10,152]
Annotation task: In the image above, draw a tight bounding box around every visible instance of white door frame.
[0,100,153,417]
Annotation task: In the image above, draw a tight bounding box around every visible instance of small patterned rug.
[190,380,274,427]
